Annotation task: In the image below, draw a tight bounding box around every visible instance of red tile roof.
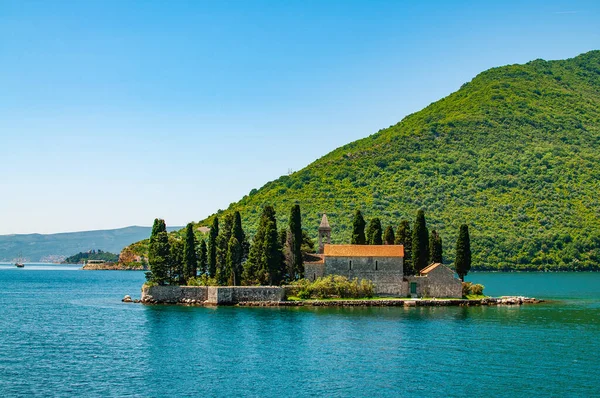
[324,244,404,258]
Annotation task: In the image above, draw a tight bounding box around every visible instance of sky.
[1,0,599,235]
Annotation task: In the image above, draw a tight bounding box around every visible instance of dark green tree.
[183,223,198,282]
[244,206,278,285]
[226,236,243,286]
[198,238,208,275]
[384,226,395,245]
[281,229,294,282]
[208,217,219,278]
[301,230,315,253]
[150,218,166,238]
[216,213,234,285]
[412,210,430,272]
[429,230,443,264]
[455,224,472,281]
[366,218,383,245]
[351,210,367,244]
[147,218,170,285]
[263,215,283,285]
[232,211,250,265]
[395,220,413,275]
[289,204,303,280]
[169,237,184,284]
[232,211,245,250]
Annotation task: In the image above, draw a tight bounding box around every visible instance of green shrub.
[462,281,485,297]
[187,275,218,286]
[471,283,485,295]
[462,282,472,297]
[290,275,374,299]
[143,280,158,288]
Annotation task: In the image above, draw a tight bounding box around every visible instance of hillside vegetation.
[127,51,600,271]
[62,250,119,264]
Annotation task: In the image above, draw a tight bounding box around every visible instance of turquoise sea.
[0,264,598,397]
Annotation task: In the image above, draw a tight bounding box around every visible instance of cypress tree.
[289,204,303,280]
[244,205,277,285]
[263,216,282,285]
[455,224,472,281]
[366,218,383,245]
[198,238,207,275]
[147,218,170,285]
[282,229,294,282]
[183,223,198,282]
[395,220,413,275]
[169,237,184,285]
[208,217,219,278]
[232,211,245,249]
[301,230,315,253]
[232,211,250,265]
[351,210,366,244]
[412,210,430,272]
[429,230,443,264]
[151,218,166,236]
[226,236,243,286]
[216,214,234,285]
[384,226,395,245]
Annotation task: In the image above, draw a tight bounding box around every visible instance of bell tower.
[318,214,331,254]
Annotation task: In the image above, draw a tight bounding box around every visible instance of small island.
[63,249,119,265]
[129,206,542,307]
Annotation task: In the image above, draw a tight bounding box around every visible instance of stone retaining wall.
[141,285,284,305]
[142,285,209,304]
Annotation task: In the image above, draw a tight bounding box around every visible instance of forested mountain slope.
[131,50,600,271]
[0,226,181,263]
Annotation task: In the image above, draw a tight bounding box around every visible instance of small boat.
[15,252,25,268]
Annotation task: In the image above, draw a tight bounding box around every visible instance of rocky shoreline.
[124,294,543,307]
[82,263,145,270]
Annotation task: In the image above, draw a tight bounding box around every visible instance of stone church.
[304,215,462,298]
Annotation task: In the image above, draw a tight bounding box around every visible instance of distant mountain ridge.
[125,50,600,271]
[0,226,182,263]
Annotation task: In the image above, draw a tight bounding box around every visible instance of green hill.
[0,226,181,263]
[127,50,600,271]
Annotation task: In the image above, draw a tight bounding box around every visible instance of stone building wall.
[304,263,325,281]
[323,256,405,296]
[407,266,462,298]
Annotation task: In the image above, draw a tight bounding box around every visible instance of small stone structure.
[406,263,462,298]
[141,285,284,305]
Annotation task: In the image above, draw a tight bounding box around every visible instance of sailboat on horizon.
[15,252,24,268]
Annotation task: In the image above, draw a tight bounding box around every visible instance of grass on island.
[465,294,488,300]
[285,296,481,301]
[286,296,399,301]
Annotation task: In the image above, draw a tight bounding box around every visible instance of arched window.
[349,260,352,270]
[375,260,378,270]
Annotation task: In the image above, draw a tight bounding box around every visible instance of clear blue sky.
[1,0,598,234]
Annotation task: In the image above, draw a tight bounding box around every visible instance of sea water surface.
[0,264,598,397]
